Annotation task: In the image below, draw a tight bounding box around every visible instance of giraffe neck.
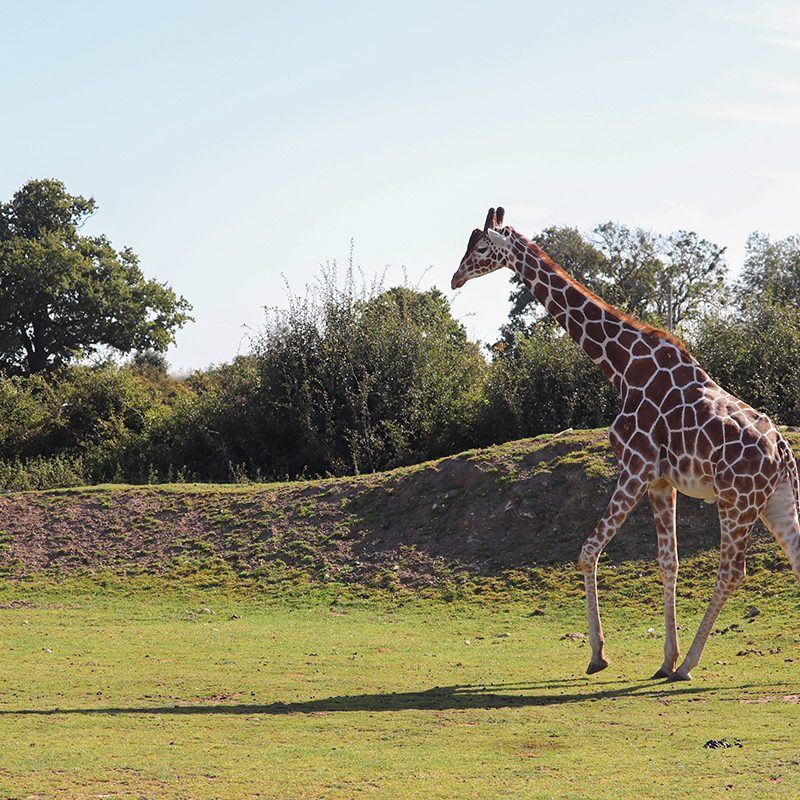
[508,231,660,393]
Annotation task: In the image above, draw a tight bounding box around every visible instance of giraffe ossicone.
[452,207,800,681]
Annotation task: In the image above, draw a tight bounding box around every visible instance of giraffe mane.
[510,228,695,358]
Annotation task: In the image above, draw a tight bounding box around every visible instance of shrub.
[690,300,800,426]
[0,374,56,458]
[481,329,619,442]
[243,271,489,476]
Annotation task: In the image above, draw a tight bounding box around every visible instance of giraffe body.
[452,207,800,680]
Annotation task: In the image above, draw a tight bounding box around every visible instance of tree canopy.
[0,179,192,374]
[740,231,800,311]
[504,222,727,344]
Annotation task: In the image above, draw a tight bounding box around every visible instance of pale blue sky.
[2,1,799,370]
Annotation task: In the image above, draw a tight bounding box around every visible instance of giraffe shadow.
[0,678,782,717]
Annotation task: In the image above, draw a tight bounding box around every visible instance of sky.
[1,0,799,371]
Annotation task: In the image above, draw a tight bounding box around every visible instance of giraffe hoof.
[666,670,692,682]
[586,659,609,675]
[651,668,673,679]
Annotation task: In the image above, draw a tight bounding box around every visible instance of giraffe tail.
[777,436,800,520]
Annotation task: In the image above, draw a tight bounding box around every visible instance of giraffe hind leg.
[670,501,756,681]
[760,477,800,581]
[648,482,680,679]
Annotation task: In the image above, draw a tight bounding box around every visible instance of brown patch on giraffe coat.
[661,388,684,412]
[565,317,585,341]
[624,450,646,476]
[564,286,585,309]
[462,229,483,263]
[654,345,680,369]
[638,399,660,432]
[549,290,567,312]
[753,415,773,435]
[695,428,714,459]
[629,430,658,461]
[523,264,536,281]
[584,303,602,321]
[621,393,643,418]
[605,340,627,367]
[584,321,604,341]
[664,407,684,434]
[672,364,696,386]
[647,371,672,399]
[583,338,603,360]
[625,357,657,388]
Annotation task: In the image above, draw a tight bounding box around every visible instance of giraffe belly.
[666,475,717,504]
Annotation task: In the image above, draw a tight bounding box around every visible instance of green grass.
[0,576,798,799]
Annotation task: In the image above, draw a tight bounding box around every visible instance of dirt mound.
[1,428,798,587]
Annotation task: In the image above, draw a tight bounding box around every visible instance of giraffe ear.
[486,228,505,246]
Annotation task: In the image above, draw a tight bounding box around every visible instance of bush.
[690,300,800,426]
[481,329,619,441]
[93,273,490,483]
[0,363,188,488]
[0,374,57,458]
[2,263,795,493]
[238,271,488,477]
[0,454,87,491]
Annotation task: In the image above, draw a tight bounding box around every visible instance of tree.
[504,226,607,342]
[0,179,192,374]
[592,223,727,329]
[740,231,800,311]
[504,222,728,343]
[690,300,800,426]
[132,270,489,482]
[591,222,661,320]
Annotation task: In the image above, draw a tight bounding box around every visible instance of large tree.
[740,231,800,311]
[506,226,606,332]
[504,222,727,345]
[0,179,192,374]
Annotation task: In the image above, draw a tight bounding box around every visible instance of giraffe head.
[451,206,512,289]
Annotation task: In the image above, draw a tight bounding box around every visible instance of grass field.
[1,575,798,799]
[2,432,798,798]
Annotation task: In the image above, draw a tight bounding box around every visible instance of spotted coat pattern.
[451,208,800,681]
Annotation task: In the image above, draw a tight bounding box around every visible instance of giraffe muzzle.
[451,271,467,290]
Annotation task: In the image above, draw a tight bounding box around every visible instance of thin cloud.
[725,3,800,49]
[753,170,800,181]
[701,104,800,127]
[759,35,800,48]
[725,4,800,34]
[754,77,800,96]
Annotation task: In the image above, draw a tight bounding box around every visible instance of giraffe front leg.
[669,504,754,681]
[579,471,647,675]
[648,482,680,679]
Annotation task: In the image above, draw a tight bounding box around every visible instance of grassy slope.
[1,427,798,591]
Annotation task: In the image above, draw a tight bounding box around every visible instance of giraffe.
[451,207,800,681]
